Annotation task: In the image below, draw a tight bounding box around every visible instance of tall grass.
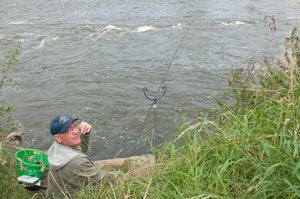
[158,28,300,198]
[76,28,300,199]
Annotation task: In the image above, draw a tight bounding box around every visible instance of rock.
[94,154,156,178]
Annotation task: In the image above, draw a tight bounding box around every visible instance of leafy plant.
[0,43,20,135]
[0,44,29,199]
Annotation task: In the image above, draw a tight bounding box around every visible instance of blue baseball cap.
[50,114,78,135]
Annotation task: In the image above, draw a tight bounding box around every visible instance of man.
[46,114,115,198]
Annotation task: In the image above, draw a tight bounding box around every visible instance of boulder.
[94,154,156,178]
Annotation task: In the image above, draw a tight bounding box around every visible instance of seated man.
[46,114,115,198]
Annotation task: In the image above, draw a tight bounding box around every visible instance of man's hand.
[79,122,92,135]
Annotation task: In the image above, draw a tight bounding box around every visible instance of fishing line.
[129,22,192,156]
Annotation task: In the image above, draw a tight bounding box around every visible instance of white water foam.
[172,23,183,30]
[104,25,122,31]
[34,36,59,49]
[9,21,33,25]
[221,20,247,27]
[0,33,5,39]
[88,25,124,40]
[134,26,156,32]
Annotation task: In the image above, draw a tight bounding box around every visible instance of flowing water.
[1,0,300,160]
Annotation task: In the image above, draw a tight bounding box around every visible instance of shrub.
[0,44,29,199]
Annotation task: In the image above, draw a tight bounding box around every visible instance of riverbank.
[1,27,300,198]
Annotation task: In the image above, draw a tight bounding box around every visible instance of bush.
[0,44,30,199]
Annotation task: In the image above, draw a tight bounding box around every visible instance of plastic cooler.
[15,149,49,179]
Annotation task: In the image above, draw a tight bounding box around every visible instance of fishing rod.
[129,22,192,156]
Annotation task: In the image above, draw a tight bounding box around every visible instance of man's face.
[54,122,81,147]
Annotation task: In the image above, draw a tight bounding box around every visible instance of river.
[0,0,299,160]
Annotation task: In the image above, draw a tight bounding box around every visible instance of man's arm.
[78,121,92,153]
